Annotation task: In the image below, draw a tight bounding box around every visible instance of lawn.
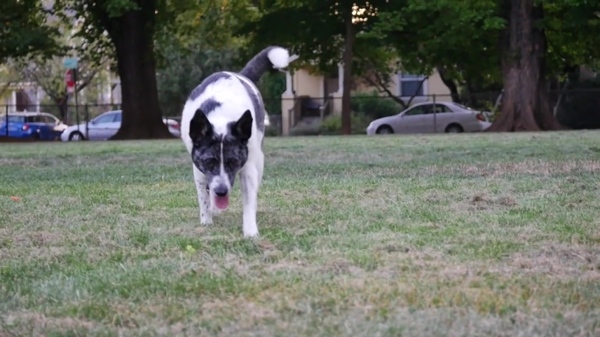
[1,131,599,336]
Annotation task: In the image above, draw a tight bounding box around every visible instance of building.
[280,63,453,136]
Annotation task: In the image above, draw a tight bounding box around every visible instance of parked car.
[60,110,181,141]
[164,117,181,138]
[0,112,69,140]
[365,102,491,135]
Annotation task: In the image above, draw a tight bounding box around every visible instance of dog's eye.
[204,158,219,168]
[225,159,237,168]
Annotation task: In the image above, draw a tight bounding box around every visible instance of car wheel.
[69,131,84,141]
[445,124,464,133]
[376,125,394,134]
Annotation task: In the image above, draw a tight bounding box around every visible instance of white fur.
[267,47,291,69]
[181,72,265,238]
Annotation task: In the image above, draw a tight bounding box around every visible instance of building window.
[398,73,427,97]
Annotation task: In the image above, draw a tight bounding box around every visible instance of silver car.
[60,110,180,141]
[366,102,491,135]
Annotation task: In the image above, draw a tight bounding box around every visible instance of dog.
[180,46,297,237]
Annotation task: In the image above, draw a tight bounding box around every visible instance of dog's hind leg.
[239,154,263,238]
[193,165,212,225]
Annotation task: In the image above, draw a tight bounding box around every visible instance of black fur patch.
[199,97,221,114]
[238,78,265,132]
[189,72,231,101]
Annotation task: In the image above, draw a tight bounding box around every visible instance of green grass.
[1,131,599,336]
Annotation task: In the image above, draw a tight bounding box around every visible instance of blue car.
[0,112,68,141]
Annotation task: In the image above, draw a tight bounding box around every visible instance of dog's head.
[189,109,253,209]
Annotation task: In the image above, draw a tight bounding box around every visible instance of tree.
[372,1,504,105]
[12,55,109,122]
[4,3,114,122]
[239,0,395,135]
[0,0,59,62]
[487,0,600,131]
[374,0,600,132]
[56,0,173,139]
[154,0,252,117]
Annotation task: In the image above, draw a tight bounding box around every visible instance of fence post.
[85,104,89,141]
[4,105,8,137]
[433,94,437,133]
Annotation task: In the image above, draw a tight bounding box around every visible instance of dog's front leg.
[240,166,260,238]
[193,165,212,225]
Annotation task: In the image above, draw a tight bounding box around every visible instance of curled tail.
[239,46,298,84]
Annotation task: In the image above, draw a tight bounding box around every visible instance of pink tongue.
[214,195,229,209]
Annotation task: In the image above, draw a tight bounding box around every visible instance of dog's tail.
[239,46,298,84]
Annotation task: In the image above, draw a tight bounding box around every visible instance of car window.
[6,116,24,123]
[430,104,453,113]
[41,115,58,123]
[113,113,122,123]
[404,106,428,116]
[94,113,116,124]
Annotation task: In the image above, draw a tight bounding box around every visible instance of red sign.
[65,70,75,94]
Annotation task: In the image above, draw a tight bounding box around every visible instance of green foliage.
[372,0,600,92]
[319,113,371,135]
[350,91,400,120]
[258,72,286,115]
[237,0,398,79]
[0,0,60,62]
[371,0,503,94]
[153,0,256,116]
[155,43,239,116]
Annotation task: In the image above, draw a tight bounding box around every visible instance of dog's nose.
[214,185,228,197]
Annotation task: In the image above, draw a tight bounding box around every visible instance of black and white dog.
[180,46,296,237]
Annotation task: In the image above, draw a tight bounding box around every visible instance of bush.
[351,91,401,120]
[321,113,371,135]
[265,126,279,137]
[289,122,323,136]
[556,79,600,129]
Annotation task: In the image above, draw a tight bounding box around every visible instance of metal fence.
[281,89,600,135]
[1,103,122,126]
[2,88,599,139]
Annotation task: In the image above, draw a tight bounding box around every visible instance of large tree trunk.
[487,0,562,132]
[341,8,355,135]
[100,0,172,140]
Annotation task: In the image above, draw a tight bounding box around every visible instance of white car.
[366,102,491,135]
[60,110,180,141]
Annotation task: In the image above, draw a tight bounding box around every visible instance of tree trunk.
[100,0,172,140]
[341,8,355,135]
[487,0,562,132]
[54,95,67,122]
[436,66,461,103]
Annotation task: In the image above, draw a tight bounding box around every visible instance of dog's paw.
[243,231,259,239]
[243,224,259,238]
[210,207,223,216]
[200,214,213,225]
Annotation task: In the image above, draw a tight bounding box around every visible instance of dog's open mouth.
[214,195,229,209]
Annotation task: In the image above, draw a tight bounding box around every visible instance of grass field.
[1,131,599,336]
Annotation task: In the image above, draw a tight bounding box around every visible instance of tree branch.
[363,74,407,109]
[404,76,428,107]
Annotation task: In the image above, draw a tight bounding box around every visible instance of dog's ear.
[189,109,213,142]
[231,110,253,142]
